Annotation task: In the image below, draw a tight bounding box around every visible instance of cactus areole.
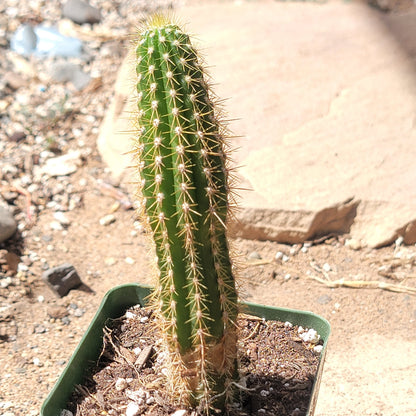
[133,15,239,413]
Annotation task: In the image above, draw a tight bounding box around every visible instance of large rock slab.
[97,1,416,247]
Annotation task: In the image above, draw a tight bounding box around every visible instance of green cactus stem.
[132,14,239,413]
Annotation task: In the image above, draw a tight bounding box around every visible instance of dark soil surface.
[68,306,321,416]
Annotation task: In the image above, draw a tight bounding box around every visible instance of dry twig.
[308,274,416,295]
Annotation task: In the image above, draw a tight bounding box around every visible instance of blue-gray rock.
[50,63,91,91]
[42,263,82,297]
[0,206,17,244]
[10,24,37,55]
[11,24,83,58]
[63,0,102,25]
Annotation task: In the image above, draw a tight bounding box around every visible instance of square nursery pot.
[41,283,330,416]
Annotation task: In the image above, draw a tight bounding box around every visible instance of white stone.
[299,328,320,344]
[115,377,128,391]
[125,257,135,265]
[171,410,188,416]
[50,220,63,231]
[313,345,323,354]
[275,251,283,261]
[54,211,70,226]
[345,238,361,250]
[99,214,116,226]
[125,402,140,416]
[41,151,81,177]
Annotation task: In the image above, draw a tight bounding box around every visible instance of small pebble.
[33,357,41,366]
[34,324,47,334]
[395,235,404,247]
[125,311,136,319]
[17,263,29,272]
[284,321,293,328]
[47,305,68,319]
[316,294,332,305]
[73,308,85,317]
[54,212,70,226]
[41,151,81,177]
[299,328,320,344]
[284,273,291,281]
[125,257,135,264]
[313,345,323,354]
[61,316,71,325]
[42,263,82,297]
[16,367,26,374]
[171,411,188,416]
[115,377,128,391]
[248,251,262,260]
[282,254,289,262]
[60,410,74,416]
[140,316,149,323]
[0,206,17,244]
[8,131,26,142]
[99,214,116,226]
[146,396,155,405]
[42,234,53,242]
[345,238,361,250]
[63,0,102,25]
[125,402,140,416]
[322,263,331,272]
[50,221,63,231]
[275,251,283,261]
[104,257,117,266]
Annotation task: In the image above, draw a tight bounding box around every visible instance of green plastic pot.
[41,283,330,416]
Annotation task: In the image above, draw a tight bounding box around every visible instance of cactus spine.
[132,15,239,413]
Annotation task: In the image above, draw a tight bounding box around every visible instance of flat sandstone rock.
[97,1,416,247]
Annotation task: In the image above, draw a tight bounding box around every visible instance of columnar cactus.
[132,15,239,413]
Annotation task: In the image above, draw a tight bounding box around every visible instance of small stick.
[308,275,416,295]
[135,345,153,370]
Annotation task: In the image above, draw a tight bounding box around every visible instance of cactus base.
[41,284,330,416]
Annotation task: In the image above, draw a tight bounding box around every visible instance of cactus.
[132,14,239,413]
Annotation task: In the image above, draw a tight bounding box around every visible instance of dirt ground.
[1,1,416,415]
[1,167,415,415]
